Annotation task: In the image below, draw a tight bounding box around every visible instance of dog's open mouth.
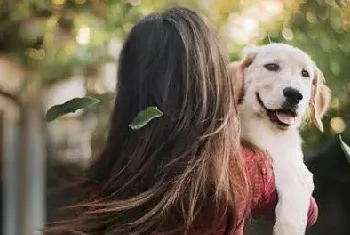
[256,93,297,126]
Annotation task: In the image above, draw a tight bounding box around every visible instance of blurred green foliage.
[1,0,349,155]
[0,0,145,86]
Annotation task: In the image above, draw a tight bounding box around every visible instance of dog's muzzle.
[256,93,298,127]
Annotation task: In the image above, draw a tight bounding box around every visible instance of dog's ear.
[242,44,259,63]
[228,62,245,103]
[228,45,258,103]
[310,67,331,132]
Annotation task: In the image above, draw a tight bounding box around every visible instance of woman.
[49,7,317,235]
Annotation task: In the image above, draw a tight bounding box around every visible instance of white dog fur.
[229,43,331,235]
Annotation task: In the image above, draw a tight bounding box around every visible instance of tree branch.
[0,86,22,108]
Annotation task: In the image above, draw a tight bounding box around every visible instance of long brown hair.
[48,7,249,235]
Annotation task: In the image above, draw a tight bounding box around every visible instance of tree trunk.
[17,90,46,235]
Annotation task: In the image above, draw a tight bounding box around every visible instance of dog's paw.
[273,218,306,235]
[274,194,309,235]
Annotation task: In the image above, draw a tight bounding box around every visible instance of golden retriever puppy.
[229,43,331,235]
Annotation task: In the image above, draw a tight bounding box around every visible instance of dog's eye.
[301,69,310,78]
[264,63,280,71]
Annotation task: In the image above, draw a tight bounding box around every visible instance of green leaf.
[129,106,163,130]
[45,97,100,122]
[339,135,350,164]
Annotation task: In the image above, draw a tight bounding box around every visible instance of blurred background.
[0,0,349,235]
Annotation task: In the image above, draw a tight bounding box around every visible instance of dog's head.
[229,43,331,131]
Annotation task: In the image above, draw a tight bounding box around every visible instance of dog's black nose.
[283,87,303,105]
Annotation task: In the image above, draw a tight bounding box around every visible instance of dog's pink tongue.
[276,111,296,125]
